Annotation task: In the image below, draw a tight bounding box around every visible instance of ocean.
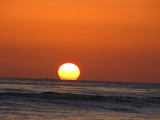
[0,78,160,120]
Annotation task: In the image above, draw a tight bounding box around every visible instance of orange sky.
[0,0,160,83]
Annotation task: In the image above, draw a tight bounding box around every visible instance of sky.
[0,0,160,83]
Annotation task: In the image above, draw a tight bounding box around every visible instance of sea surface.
[0,78,160,120]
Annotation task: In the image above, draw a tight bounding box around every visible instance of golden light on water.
[58,63,80,80]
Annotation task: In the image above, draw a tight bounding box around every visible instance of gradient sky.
[0,0,160,83]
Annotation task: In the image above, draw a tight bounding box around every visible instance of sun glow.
[58,63,80,80]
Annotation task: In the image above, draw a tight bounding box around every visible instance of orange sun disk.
[58,63,80,80]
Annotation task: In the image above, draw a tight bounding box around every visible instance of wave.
[1,92,160,114]
[0,92,160,105]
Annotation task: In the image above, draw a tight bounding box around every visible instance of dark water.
[0,78,160,120]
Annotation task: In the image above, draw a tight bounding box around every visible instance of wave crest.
[0,92,160,105]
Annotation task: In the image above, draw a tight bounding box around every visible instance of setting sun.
[58,63,80,80]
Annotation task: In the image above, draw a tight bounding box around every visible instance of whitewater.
[0,78,160,120]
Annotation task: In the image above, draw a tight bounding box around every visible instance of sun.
[58,63,80,80]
